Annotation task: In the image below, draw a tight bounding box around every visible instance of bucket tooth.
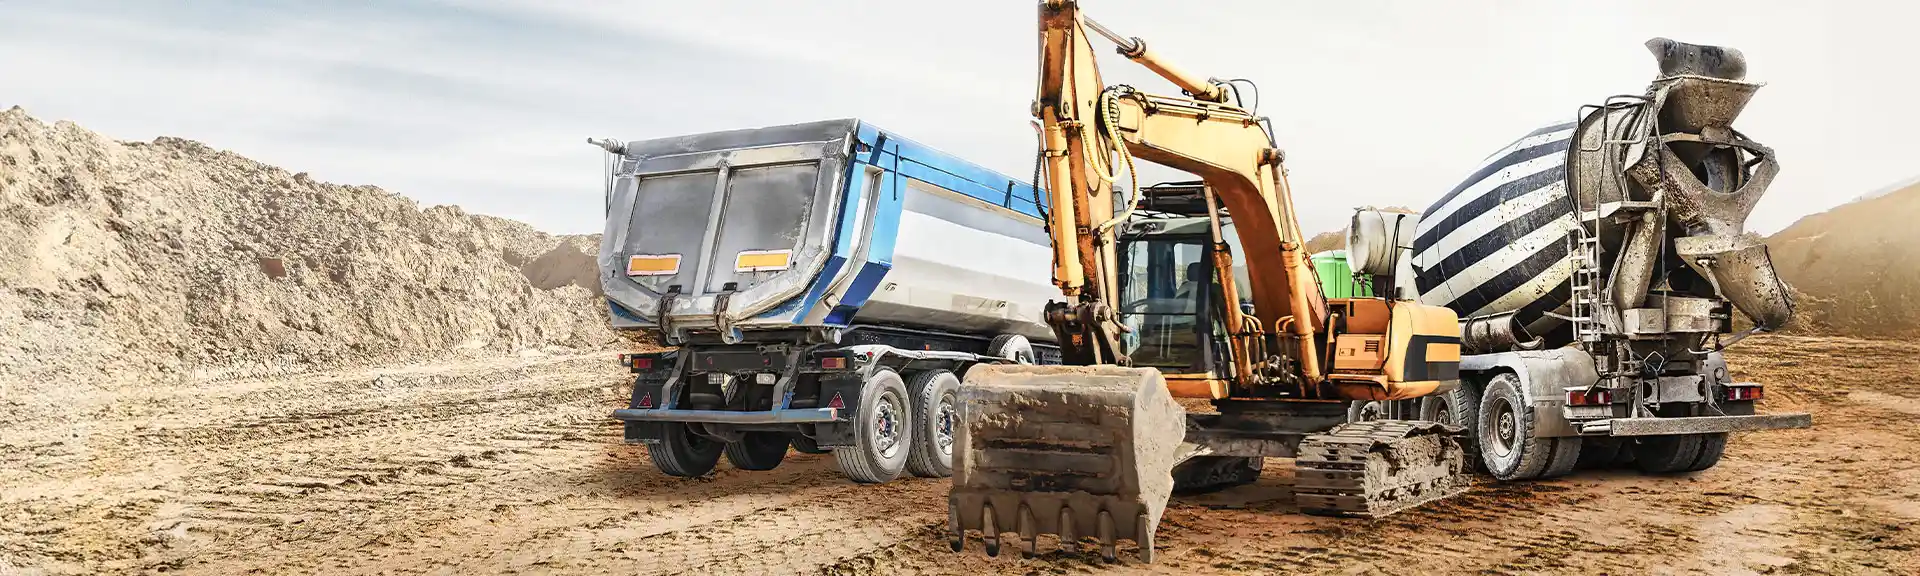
[947,504,964,552]
[949,364,1187,562]
[1057,506,1077,553]
[1018,504,1038,558]
[982,504,1000,557]
[1098,510,1117,562]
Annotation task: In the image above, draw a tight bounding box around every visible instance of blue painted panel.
[715,118,1043,329]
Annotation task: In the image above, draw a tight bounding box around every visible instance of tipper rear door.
[603,121,853,335]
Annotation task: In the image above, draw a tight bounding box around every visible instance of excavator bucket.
[948,364,1187,562]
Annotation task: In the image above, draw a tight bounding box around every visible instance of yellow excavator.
[949,0,1469,562]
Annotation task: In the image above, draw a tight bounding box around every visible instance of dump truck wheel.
[1422,383,1482,472]
[723,431,790,471]
[988,334,1035,364]
[1633,433,1726,473]
[834,369,911,483]
[1171,456,1263,494]
[1478,373,1581,480]
[905,369,960,478]
[649,423,723,478]
[1347,400,1386,422]
[791,433,830,454]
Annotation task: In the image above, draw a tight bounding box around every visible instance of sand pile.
[0,107,621,403]
[1765,180,1920,337]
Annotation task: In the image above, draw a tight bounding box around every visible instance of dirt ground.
[3,334,1916,576]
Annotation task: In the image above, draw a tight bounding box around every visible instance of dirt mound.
[1765,180,1920,337]
[522,234,604,297]
[0,107,620,416]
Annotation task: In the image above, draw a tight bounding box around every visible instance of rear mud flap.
[948,364,1186,561]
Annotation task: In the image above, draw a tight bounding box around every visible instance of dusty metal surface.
[1590,413,1813,436]
[949,364,1187,561]
[1293,419,1470,518]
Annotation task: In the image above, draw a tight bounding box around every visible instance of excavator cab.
[1116,219,1235,372]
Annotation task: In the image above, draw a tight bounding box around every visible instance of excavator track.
[1292,419,1470,518]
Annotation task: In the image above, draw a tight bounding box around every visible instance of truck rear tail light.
[632,356,653,370]
[820,357,847,370]
[1566,388,1612,406]
[1727,385,1764,401]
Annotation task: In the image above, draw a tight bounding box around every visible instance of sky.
[0,0,1910,237]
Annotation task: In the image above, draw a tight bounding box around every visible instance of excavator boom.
[950,1,1468,563]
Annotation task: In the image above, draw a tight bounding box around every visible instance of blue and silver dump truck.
[588,119,1059,484]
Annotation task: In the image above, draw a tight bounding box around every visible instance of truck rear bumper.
[610,408,840,425]
[1578,413,1812,436]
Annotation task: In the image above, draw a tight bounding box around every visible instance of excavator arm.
[948,0,1468,564]
[1034,0,1327,389]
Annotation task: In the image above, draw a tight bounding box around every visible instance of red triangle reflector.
[827,392,845,410]
[637,392,653,408]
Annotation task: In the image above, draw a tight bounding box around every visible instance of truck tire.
[1477,373,1581,481]
[1577,438,1627,470]
[988,334,1035,364]
[1633,432,1728,473]
[1685,433,1729,472]
[1421,382,1482,473]
[791,433,830,454]
[834,368,912,484]
[1171,456,1263,494]
[1347,400,1386,422]
[904,369,961,478]
[649,423,724,478]
[723,431,790,471]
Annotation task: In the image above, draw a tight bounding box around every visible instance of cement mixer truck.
[588,119,1060,485]
[1345,38,1812,480]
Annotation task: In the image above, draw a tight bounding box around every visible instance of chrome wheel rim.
[935,392,956,459]
[875,392,903,458]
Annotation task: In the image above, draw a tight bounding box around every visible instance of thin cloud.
[0,0,1907,236]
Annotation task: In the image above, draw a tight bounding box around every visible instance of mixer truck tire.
[987,334,1035,364]
[1684,433,1729,472]
[1632,432,1728,473]
[1478,373,1582,481]
[723,431,791,471]
[1577,438,1630,470]
[904,369,960,478]
[1421,384,1482,473]
[648,423,724,478]
[834,368,912,484]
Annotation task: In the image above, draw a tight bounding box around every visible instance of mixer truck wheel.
[1421,384,1482,473]
[723,431,791,471]
[1631,432,1726,473]
[1683,433,1729,472]
[904,369,960,478]
[834,368,912,484]
[648,423,724,478]
[1477,373,1581,481]
[987,334,1035,364]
